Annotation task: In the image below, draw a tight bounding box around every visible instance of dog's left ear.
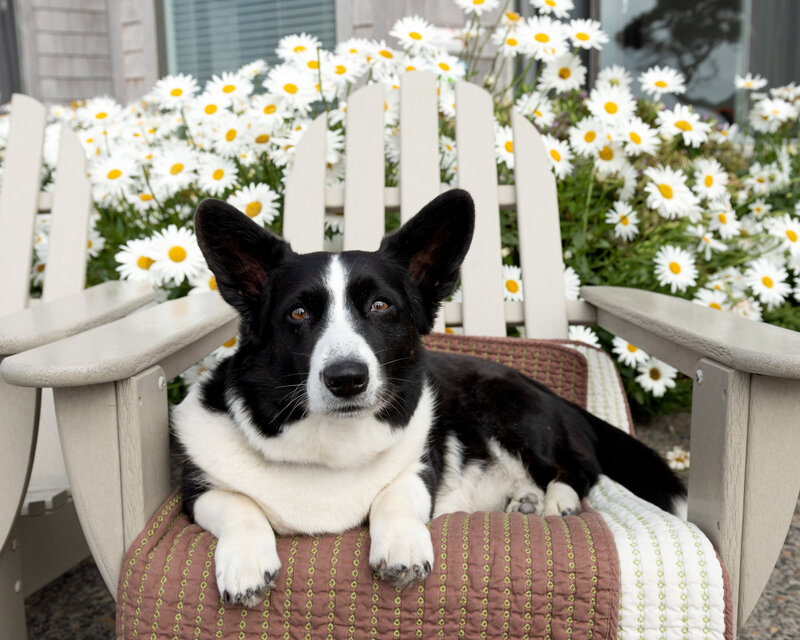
[194,198,293,320]
[379,188,474,332]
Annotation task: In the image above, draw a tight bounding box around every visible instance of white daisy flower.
[595,64,632,90]
[616,163,638,203]
[750,97,797,133]
[748,198,771,218]
[431,52,464,80]
[204,72,253,107]
[635,357,678,397]
[643,165,698,219]
[568,325,600,348]
[565,18,608,50]
[276,33,321,61]
[454,0,500,16]
[586,84,636,125]
[692,157,728,201]
[336,37,375,63]
[502,264,524,302]
[209,112,248,158]
[638,65,686,99]
[115,237,158,283]
[654,245,698,293]
[182,355,217,387]
[237,59,268,79]
[495,125,515,168]
[389,15,438,54]
[619,116,660,156]
[493,29,526,58]
[611,337,650,368]
[227,183,279,226]
[188,268,220,296]
[32,260,46,287]
[77,95,122,127]
[152,73,199,110]
[263,64,316,111]
[539,54,586,93]
[501,10,524,29]
[563,265,581,301]
[666,446,690,471]
[197,155,238,196]
[688,224,726,261]
[693,287,729,311]
[657,103,711,147]
[605,201,639,241]
[324,54,367,88]
[735,72,768,91]
[88,154,139,200]
[730,296,763,322]
[707,202,742,240]
[185,92,227,128]
[531,0,574,18]
[151,144,198,192]
[514,92,556,128]
[250,93,289,122]
[541,134,573,179]
[568,117,605,157]
[593,142,627,177]
[86,227,106,258]
[212,335,240,362]
[149,224,206,287]
[745,258,791,310]
[769,214,800,256]
[525,15,568,60]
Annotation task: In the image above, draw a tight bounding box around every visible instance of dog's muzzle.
[322,359,369,398]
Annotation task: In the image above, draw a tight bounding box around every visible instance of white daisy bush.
[1,1,799,415]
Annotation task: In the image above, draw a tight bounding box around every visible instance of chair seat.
[115,335,732,639]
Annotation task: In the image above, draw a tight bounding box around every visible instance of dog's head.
[194,189,474,425]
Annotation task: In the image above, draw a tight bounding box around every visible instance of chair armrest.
[0,281,156,357]
[0,292,237,388]
[581,285,800,379]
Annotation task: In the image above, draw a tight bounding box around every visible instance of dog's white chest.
[174,385,435,535]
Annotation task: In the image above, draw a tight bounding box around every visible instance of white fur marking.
[543,480,580,516]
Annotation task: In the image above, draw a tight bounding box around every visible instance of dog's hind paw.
[543,481,581,517]
[506,485,545,515]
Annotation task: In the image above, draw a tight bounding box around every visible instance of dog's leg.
[542,480,581,517]
[369,465,435,590]
[193,488,281,608]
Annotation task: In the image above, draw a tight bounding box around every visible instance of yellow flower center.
[139,193,154,201]
[534,33,550,43]
[626,344,638,353]
[654,80,668,88]
[209,276,217,291]
[550,148,561,162]
[222,84,235,93]
[335,65,347,75]
[223,337,237,348]
[170,88,183,97]
[506,11,520,21]
[504,140,514,153]
[225,129,237,142]
[137,256,155,270]
[534,109,543,118]
[649,367,661,380]
[170,163,184,175]
[87,239,93,249]
[718,213,727,224]
[604,101,618,114]
[709,302,722,310]
[168,246,187,263]
[409,31,422,40]
[379,50,393,58]
[255,133,270,144]
[785,229,798,242]
[204,104,217,115]
[584,130,596,143]
[212,169,224,180]
[35,264,45,273]
[658,184,674,199]
[245,201,262,217]
[558,67,571,79]
[307,60,319,70]
[95,111,107,119]
[598,145,613,161]
[575,32,590,41]
[762,276,774,289]
[629,131,642,144]
[669,261,681,274]
[473,0,485,4]
[294,45,306,53]
[505,279,520,293]
[284,83,298,94]
[107,168,122,180]
[675,120,693,131]
[439,61,451,71]
[620,215,629,226]
[507,37,518,46]
[704,175,713,187]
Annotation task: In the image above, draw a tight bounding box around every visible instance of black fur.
[183,188,685,520]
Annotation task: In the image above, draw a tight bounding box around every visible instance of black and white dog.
[175,189,685,607]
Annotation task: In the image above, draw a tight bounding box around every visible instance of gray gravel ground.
[25,412,800,638]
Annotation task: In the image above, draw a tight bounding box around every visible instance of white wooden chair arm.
[0,292,236,388]
[0,281,156,358]
[581,285,800,379]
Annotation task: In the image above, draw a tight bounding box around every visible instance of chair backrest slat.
[283,112,327,254]
[0,94,47,316]
[42,126,92,302]
[512,110,568,339]
[454,81,506,337]
[343,83,385,251]
[399,71,440,223]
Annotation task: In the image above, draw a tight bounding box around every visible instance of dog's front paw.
[214,532,281,608]
[506,485,546,515]
[543,480,581,517]
[369,519,434,590]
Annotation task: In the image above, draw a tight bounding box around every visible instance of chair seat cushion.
[116,334,732,639]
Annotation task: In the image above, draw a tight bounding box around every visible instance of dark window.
[0,0,22,103]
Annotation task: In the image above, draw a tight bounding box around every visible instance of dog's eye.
[370,300,390,312]
[290,307,309,321]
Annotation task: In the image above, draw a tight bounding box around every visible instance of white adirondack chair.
[2,73,800,637]
[0,94,155,639]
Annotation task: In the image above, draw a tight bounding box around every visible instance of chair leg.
[0,529,28,640]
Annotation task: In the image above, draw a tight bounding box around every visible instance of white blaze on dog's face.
[306,255,383,415]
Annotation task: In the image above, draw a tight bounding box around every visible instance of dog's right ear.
[194,198,293,319]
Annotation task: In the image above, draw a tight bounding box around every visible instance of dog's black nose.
[323,360,369,398]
